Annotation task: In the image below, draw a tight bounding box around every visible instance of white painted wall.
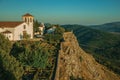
[0,27,14,40]
[39,27,44,35]
[3,33,13,41]
[14,22,33,40]
[0,28,3,32]
[0,22,33,41]
[14,23,28,40]
[27,23,33,39]
[0,27,14,33]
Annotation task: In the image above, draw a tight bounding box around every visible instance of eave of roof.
[1,30,12,33]
[0,21,23,28]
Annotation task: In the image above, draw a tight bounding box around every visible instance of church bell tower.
[22,13,34,39]
[22,13,34,25]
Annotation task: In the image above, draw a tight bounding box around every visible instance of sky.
[0,0,120,25]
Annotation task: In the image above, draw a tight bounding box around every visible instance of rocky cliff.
[55,32,120,80]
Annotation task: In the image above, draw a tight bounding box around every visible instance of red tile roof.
[0,21,23,28]
[22,13,33,17]
[1,30,12,34]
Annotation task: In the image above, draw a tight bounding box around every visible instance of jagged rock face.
[55,32,120,80]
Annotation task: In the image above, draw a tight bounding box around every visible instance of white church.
[0,13,34,41]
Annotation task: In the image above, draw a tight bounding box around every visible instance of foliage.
[33,20,40,32]
[0,50,24,80]
[10,40,57,80]
[62,24,120,74]
[45,34,62,45]
[11,41,50,69]
[44,25,65,45]
[33,71,39,80]
[54,25,65,35]
[44,23,52,30]
[0,34,24,80]
[0,33,12,53]
[23,33,30,40]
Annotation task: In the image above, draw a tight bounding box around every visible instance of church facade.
[0,13,34,41]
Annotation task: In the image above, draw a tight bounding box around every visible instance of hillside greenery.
[0,25,65,80]
[11,41,50,68]
[62,24,120,74]
[10,41,56,80]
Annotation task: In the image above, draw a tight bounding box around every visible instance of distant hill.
[89,22,120,33]
[62,24,120,74]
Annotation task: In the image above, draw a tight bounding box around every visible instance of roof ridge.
[22,13,33,17]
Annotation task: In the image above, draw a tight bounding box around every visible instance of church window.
[25,18,27,22]
[30,18,32,22]
[24,25,26,29]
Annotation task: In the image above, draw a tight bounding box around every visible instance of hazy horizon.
[0,0,120,25]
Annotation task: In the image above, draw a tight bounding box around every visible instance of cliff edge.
[55,32,120,80]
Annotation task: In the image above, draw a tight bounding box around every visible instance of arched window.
[30,18,32,22]
[25,17,27,22]
[9,35,11,38]
[28,18,29,22]
[23,25,26,29]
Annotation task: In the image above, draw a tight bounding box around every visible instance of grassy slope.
[62,25,120,74]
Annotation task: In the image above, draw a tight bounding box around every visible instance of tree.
[0,50,24,80]
[0,33,12,53]
[54,25,65,35]
[33,20,40,33]
[44,25,65,45]
[23,32,30,40]
[11,41,49,69]
[0,34,24,80]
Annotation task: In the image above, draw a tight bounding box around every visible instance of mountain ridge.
[89,22,120,33]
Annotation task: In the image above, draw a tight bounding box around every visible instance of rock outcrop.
[55,32,120,80]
